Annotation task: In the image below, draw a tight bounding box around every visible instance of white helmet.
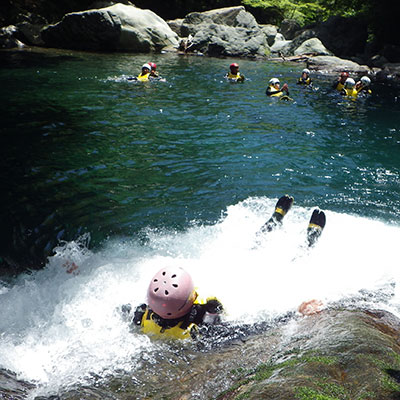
[360,76,371,86]
[142,63,151,70]
[269,78,280,85]
[345,78,355,88]
[302,68,310,75]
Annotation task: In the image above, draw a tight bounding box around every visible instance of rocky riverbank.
[1,2,400,82]
[4,307,400,399]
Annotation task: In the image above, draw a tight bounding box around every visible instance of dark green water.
[0,49,399,273]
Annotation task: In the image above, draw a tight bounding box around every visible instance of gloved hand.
[205,298,223,314]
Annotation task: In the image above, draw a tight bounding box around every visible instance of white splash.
[0,196,399,397]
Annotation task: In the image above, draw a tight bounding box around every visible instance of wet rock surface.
[22,308,400,399]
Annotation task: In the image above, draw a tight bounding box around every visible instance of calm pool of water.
[0,49,399,272]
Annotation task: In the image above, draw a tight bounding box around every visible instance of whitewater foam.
[0,196,399,397]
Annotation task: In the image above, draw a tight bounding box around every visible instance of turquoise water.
[0,49,400,398]
[0,49,399,272]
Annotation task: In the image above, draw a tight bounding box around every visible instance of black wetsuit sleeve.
[132,303,147,326]
[204,298,224,314]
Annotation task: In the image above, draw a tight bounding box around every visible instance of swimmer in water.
[225,63,245,82]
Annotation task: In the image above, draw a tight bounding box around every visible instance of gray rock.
[49,309,400,399]
[376,63,400,82]
[16,21,45,46]
[166,18,184,36]
[181,6,269,58]
[41,3,178,52]
[270,39,292,54]
[0,25,25,49]
[273,32,285,43]
[369,54,389,68]
[279,19,301,40]
[307,55,371,73]
[294,37,332,56]
[271,29,316,56]
[313,15,367,58]
[260,24,278,46]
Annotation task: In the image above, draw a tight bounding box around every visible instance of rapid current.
[0,49,399,398]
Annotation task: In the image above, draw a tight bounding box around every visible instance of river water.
[0,49,399,398]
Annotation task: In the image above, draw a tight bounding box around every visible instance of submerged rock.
[41,3,178,52]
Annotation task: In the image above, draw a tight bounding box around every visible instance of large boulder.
[15,21,46,46]
[180,6,269,58]
[0,25,25,49]
[271,16,368,59]
[270,29,315,56]
[279,18,301,40]
[41,3,178,52]
[260,24,278,46]
[376,63,400,83]
[294,37,332,56]
[166,18,184,36]
[313,15,368,58]
[307,55,371,74]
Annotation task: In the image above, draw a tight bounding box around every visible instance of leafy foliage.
[242,0,328,25]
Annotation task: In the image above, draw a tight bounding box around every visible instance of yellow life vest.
[343,88,358,98]
[227,72,243,82]
[141,308,197,339]
[298,77,311,85]
[357,87,372,95]
[140,293,208,340]
[137,72,150,82]
[267,85,283,97]
[336,82,345,91]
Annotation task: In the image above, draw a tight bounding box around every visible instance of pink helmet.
[147,267,195,319]
[148,62,157,70]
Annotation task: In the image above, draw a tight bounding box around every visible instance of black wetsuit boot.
[261,195,294,233]
[307,209,326,247]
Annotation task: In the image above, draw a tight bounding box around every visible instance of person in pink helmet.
[122,196,326,341]
[130,266,223,339]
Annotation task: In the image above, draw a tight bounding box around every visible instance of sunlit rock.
[41,3,178,52]
[180,6,269,58]
[294,38,332,56]
[307,55,371,73]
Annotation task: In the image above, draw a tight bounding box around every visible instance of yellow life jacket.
[137,72,150,82]
[227,72,243,82]
[336,82,345,92]
[357,87,372,95]
[343,87,358,98]
[298,77,311,85]
[140,293,208,340]
[267,85,283,97]
[141,308,197,339]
